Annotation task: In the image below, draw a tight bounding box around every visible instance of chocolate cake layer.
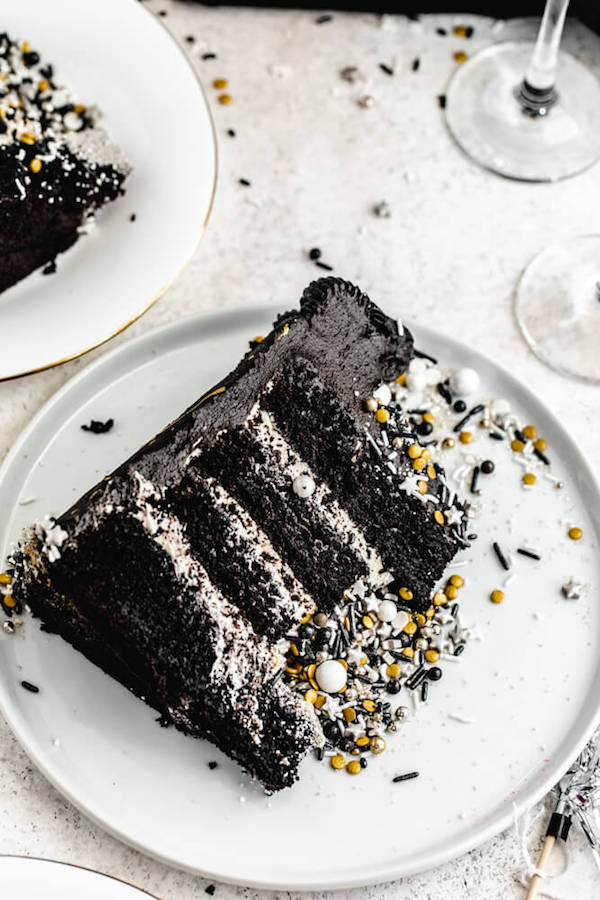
[10,277,461,791]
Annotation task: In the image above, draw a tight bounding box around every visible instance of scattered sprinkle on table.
[490,589,504,604]
[185,35,195,44]
[373,200,392,218]
[201,52,217,60]
[208,761,218,770]
[81,418,114,434]
[218,94,232,106]
[21,680,39,693]
[453,25,474,38]
[393,771,419,783]
[227,128,236,138]
[358,95,375,109]
[213,77,228,90]
[453,51,469,64]
[492,542,510,571]
[517,548,541,561]
[438,94,447,109]
[315,14,333,24]
[412,58,420,72]
[315,260,333,271]
[568,527,583,541]
[205,886,216,896]
[379,63,394,76]
[239,178,251,187]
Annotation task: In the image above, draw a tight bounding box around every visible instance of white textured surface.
[1,3,600,898]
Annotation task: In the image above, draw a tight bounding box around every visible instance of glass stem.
[518,0,570,115]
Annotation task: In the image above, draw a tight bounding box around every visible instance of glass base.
[515,236,600,383]
[445,42,600,182]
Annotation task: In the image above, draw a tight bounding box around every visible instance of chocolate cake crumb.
[81,419,114,434]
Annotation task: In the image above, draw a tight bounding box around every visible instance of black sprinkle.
[514,428,527,443]
[129,213,136,222]
[428,666,442,681]
[451,603,459,618]
[414,348,438,364]
[470,465,480,494]
[239,178,251,186]
[156,714,170,727]
[379,63,394,76]
[489,432,504,441]
[315,746,324,761]
[438,94,447,109]
[436,382,452,404]
[436,27,448,36]
[412,58,420,72]
[453,644,465,657]
[492,541,510,571]
[271,667,284,685]
[517,548,541,561]
[407,12,420,20]
[21,680,39,693]
[42,259,57,276]
[481,459,495,474]
[467,533,478,541]
[453,399,467,413]
[359,757,368,769]
[185,35,196,44]
[393,771,419,783]
[453,404,484,433]
[227,128,236,137]
[205,886,216,896]
[309,247,321,260]
[81,418,114,434]
[208,761,218,770]
[158,10,167,16]
[315,14,333,23]
[201,52,217,60]
[534,448,550,466]
[315,261,333,271]
[421,680,429,701]
[465,26,474,37]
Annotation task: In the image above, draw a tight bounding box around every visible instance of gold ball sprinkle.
[0,572,12,585]
[304,688,317,704]
[434,510,445,525]
[362,614,375,629]
[444,584,458,600]
[3,594,16,608]
[218,93,232,105]
[511,439,525,452]
[252,334,264,343]
[401,647,414,659]
[362,699,376,713]
[343,707,357,723]
[454,50,469,63]
[425,649,440,663]
[403,621,417,636]
[413,458,427,472]
[449,574,464,588]
[433,591,447,606]
[375,408,390,424]
[365,397,378,412]
[356,735,370,748]
[522,425,537,440]
[331,754,346,770]
[427,465,437,480]
[534,438,547,452]
[29,157,41,174]
[408,443,423,459]
[459,431,473,444]
[568,527,583,541]
[522,473,536,486]
[442,437,455,450]
[370,735,386,754]
[213,77,228,89]
[417,480,428,495]
[347,760,362,775]
[20,131,35,145]
[386,663,401,678]
[423,412,435,424]
[490,589,504,604]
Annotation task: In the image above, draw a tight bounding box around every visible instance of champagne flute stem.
[518,0,570,114]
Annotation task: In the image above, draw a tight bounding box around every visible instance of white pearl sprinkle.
[391,610,410,632]
[377,599,397,622]
[449,367,480,396]
[316,660,347,694]
[292,474,315,498]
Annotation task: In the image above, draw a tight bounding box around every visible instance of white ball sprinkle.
[391,610,410,632]
[292,474,315,498]
[373,383,392,407]
[316,659,347,694]
[449,367,480,396]
[377,599,397,622]
[406,371,428,393]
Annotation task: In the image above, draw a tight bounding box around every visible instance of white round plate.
[0,856,156,898]
[0,308,599,889]
[0,0,216,380]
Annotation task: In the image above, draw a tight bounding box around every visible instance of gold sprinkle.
[426,606,435,618]
[453,25,469,37]
[399,586,413,601]
[362,614,375,629]
[22,41,30,52]
[445,584,458,600]
[347,760,362,775]
[490,589,504,604]
[314,694,326,709]
[522,472,536,486]
[434,510,445,525]
[454,50,469,63]
[522,425,537,440]
[533,438,547,452]
[403,621,417,636]
[395,373,407,385]
[511,439,525,452]
[218,93,232,105]
[365,397,378,412]
[449,574,464,588]
[442,437,455,450]
[0,572,12,585]
[289,642,299,656]
[401,647,414,659]
[568,527,583,541]
[252,335,264,343]
[370,735,386,754]
[362,699,376,713]
[417,480,428,495]
[433,591,447,607]
[421,448,431,461]
[407,443,423,459]
[386,663,401,678]
[423,412,435,424]
[414,613,426,627]
[74,103,86,113]
[331,754,346,770]
[304,689,317,704]
[343,707,357,723]
[19,131,35,145]
[425,649,440,663]
[37,79,49,92]
[427,464,437,480]
[337,658,348,670]
[459,431,473,444]
[413,458,427,472]
[376,408,390,424]
[356,736,370,747]
[3,594,16,609]
[213,78,228,90]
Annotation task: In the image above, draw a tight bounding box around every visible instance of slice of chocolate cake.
[0,33,130,293]
[8,278,466,791]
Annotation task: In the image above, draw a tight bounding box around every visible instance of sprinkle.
[340,66,362,83]
[315,261,333,271]
[442,437,455,450]
[437,94,447,109]
[436,27,448,35]
[21,680,39,693]
[205,886,216,896]
[309,247,322,260]
[358,95,375,109]
[414,348,438,364]
[492,542,510,571]
[376,408,390,424]
[393,771,419,783]
[412,58,420,72]
[517,548,541,561]
[81,418,114,434]
[202,53,217,60]
[490,589,504,604]
[481,460,495,474]
[470,466,480,494]
[379,63,394,76]
[213,78,228,90]
[434,510,445,525]
[218,94,232,105]
[347,759,362,775]
[522,425,537,439]
[522,472,536,486]
[568,527,583,541]
[511,439,525,452]
[453,51,468,63]
[29,157,42,173]
[453,404,484,433]
[239,178,251,186]
[373,200,392,218]
[421,680,429,701]
[489,432,504,441]
[534,448,550,465]
[315,13,333,23]
[227,128,236,137]
[453,644,465,656]
[459,431,473,444]
[453,25,474,38]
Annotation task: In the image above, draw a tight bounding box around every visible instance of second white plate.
[0,307,599,888]
[0,0,216,380]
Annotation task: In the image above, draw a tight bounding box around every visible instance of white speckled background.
[1,3,600,897]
